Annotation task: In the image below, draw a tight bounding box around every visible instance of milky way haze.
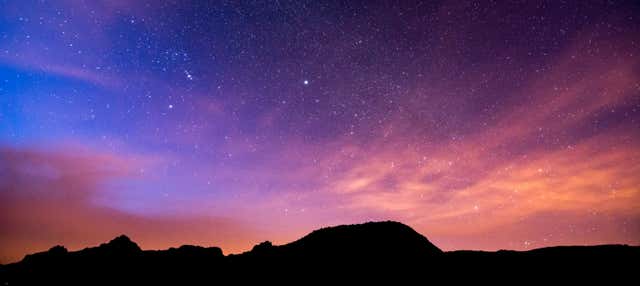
[1,1,639,263]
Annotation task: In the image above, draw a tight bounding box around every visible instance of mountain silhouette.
[1,221,638,284]
[283,221,442,256]
[236,221,441,259]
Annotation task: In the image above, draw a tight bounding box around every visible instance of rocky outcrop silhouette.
[250,240,274,252]
[1,221,638,284]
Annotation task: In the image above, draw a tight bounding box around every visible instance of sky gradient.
[1,0,639,263]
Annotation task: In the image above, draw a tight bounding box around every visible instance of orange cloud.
[0,146,257,263]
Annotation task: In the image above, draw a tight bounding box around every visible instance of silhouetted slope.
[228,221,443,279]
[238,221,440,259]
[1,221,638,284]
[2,235,145,285]
[284,221,442,256]
[443,244,640,283]
[1,235,224,285]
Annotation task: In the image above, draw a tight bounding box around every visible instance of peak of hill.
[99,235,141,252]
[281,221,442,257]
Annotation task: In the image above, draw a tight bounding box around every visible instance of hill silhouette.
[1,221,638,284]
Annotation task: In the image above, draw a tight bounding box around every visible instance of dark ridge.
[21,245,68,264]
[1,221,638,284]
[250,240,273,253]
[97,234,141,252]
[228,221,443,275]
[280,220,442,257]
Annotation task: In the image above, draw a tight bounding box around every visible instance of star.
[303,80,309,85]
[168,104,174,109]
[184,70,193,80]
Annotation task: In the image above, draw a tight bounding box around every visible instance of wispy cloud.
[0,145,257,263]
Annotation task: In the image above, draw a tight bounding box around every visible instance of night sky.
[1,0,639,263]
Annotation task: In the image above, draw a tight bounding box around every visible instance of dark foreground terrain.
[1,221,638,284]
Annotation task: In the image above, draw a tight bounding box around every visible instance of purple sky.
[1,0,639,263]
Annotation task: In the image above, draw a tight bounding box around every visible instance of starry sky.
[1,0,639,263]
